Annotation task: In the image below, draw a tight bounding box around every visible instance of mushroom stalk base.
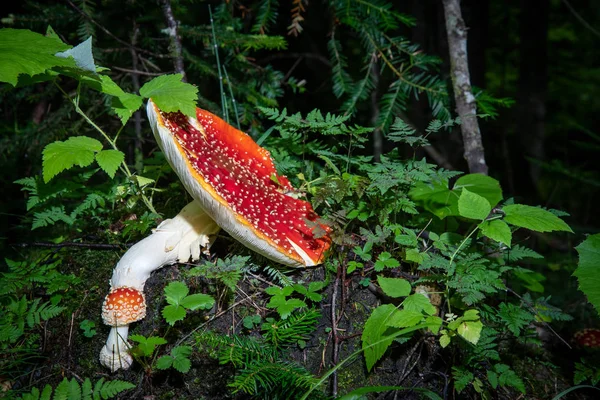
[99,326,132,372]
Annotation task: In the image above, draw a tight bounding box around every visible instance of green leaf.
[454,174,503,206]
[487,370,498,389]
[0,28,73,86]
[386,309,424,328]
[574,234,600,314]
[503,204,573,233]
[139,73,198,117]
[156,355,174,370]
[42,136,103,183]
[374,252,400,272]
[458,188,491,220]
[55,36,96,73]
[378,276,411,298]
[180,293,215,311]
[162,304,186,325]
[95,150,124,178]
[362,304,397,371]
[170,346,192,373]
[480,219,512,247]
[129,335,167,357]
[439,333,451,348]
[402,294,436,316]
[164,281,189,305]
[80,75,143,123]
[457,320,483,345]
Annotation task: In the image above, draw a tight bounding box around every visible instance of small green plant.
[79,320,96,338]
[265,281,324,319]
[162,281,215,326]
[156,345,193,373]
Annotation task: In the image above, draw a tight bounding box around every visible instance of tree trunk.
[442,0,488,175]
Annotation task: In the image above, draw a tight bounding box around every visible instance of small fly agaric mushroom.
[574,328,600,349]
[99,201,219,371]
[146,99,331,267]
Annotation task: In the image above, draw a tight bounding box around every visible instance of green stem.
[54,81,158,215]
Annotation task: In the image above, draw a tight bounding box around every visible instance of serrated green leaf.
[402,294,436,315]
[164,281,189,305]
[0,28,74,86]
[139,73,198,117]
[503,204,573,233]
[156,355,174,370]
[378,276,411,298]
[574,234,600,314]
[457,320,483,345]
[386,309,424,328]
[55,36,96,73]
[162,304,186,325]
[170,346,192,374]
[480,219,512,247]
[42,136,103,182]
[180,293,215,311]
[95,149,124,178]
[362,304,397,371]
[458,188,491,220]
[454,174,503,206]
[80,75,143,124]
[440,334,451,348]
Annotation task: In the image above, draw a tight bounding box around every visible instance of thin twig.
[112,66,164,77]
[506,287,572,349]
[330,264,341,397]
[15,242,123,250]
[562,0,600,39]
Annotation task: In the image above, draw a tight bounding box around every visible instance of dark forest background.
[1,0,599,399]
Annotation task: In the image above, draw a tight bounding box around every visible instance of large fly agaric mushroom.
[574,328,600,349]
[146,99,331,267]
[99,201,219,371]
[100,101,330,371]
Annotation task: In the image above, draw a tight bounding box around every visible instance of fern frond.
[18,378,134,400]
[230,360,322,399]
[263,309,320,348]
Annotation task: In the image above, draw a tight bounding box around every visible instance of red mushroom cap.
[102,287,146,326]
[147,101,331,267]
[574,328,600,348]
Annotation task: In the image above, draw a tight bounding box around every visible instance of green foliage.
[0,28,72,86]
[162,281,214,326]
[79,320,96,338]
[156,345,193,373]
[129,335,167,357]
[18,377,134,400]
[377,276,411,298]
[574,358,600,385]
[264,282,323,319]
[503,204,573,233]
[139,74,198,118]
[42,136,124,182]
[574,234,600,314]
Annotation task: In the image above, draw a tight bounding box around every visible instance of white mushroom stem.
[99,326,132,371]
[100,200,220,372]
